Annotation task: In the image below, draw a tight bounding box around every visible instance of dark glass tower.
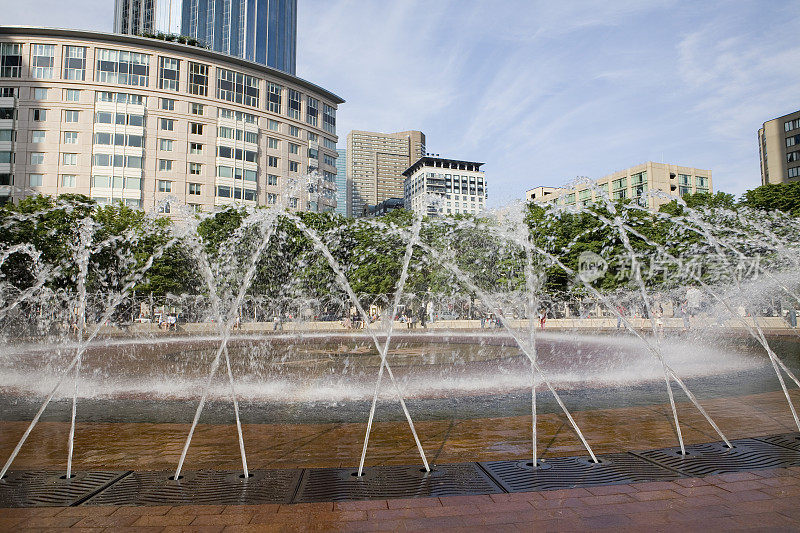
[182,0,297,75]
[114,0,297,75]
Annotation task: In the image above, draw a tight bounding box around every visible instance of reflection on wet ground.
[1,389,798,471]
[1,333,798,473]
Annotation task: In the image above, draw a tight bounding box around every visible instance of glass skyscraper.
[335,148,347,216]
[114,0,297,74]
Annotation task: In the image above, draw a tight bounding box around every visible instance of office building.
[334,147,346,216]
[758,109,800,185]
[114,0,297,75]
[346,129,425,217]
[403,156,486,217]
[525,162,711,210]
[0,26,342,213]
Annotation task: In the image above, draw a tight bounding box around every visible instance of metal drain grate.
[0,471,129,507]
[293,463,502,503]
[83,469,302,506]
[479,453,681,493]
[755,433,800,452]
[633,438,800,477]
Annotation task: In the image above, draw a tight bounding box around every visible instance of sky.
[2,0,799,207]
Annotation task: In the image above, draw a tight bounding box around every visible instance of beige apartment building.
[345,129,425,217]
[526,162,712,210]
[0,26,343,215]
[758,109,800,185]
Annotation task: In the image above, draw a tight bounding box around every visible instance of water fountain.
[0,186,799,506]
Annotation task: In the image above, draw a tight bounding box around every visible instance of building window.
[190,122,204,135]
[785,119,800,132]
[189,162,202,175]
[289,143,299,154]
[695,176,708,188]
[61,174,76,187]
[160,98,174,110]
[159,138,173,151]
[191,102,204,115]
[287,89,301,119]
[96,49,150,86]
[158,180,172,193]
[216,67,260,107]
[323,138,336,150]
[0,108,15,120]
[268,137,279,149]
[268,174,278,186]
[216,185,231,198]
[159,159,173,171]
[267,193,277,204]
[324,154,335,167]
[63,46,86,80]
[63,110,80,123]
[306,96,318,126]
[0,173,12,185]
[188,62,208,96]
[33,87,49,100]
[189,142,203,154]
[31,130,46,143]
[288,197,298,208]
[307,132,318,142]
[160,118,174,131]
[289,125,299,137]
[0,87,16,97]
[158,56,180,91]
[189,182,201,195]
[30,44,55,79]
[158,202,171,214]
[0,151,13,164]
[787,150,800,163]
[268,156,279,168]
[62,153,77,165]
[63,131,78,144]
[323,104,336,134]
[64,89,80,102]
[30,152,45,165]
[268,83,282,113]
[789,167,800,179]
[289,161,299,173]
[29,174,43,186]
[268,120,280,132]
[0,43,23,78]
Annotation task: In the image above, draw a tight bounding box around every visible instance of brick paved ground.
[2,466,799,532]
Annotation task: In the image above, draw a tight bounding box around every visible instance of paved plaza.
[1,467,800,531]
[1,388,799,530]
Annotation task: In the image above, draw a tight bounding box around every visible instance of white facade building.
[403,156,486,217]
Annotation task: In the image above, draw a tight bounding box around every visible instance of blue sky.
[3,0,800,206]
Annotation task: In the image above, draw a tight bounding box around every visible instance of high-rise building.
[0,26,342,213]
[758,109,800,185]
[346,130,425,217]
[525,162,712,211]
[403,156,486,217]
[334,147,346,216]
[114,0,183,36]
[113,0,297,75]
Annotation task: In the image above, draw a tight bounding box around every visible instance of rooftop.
[0,25,345,105]
[403,156,485,177]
